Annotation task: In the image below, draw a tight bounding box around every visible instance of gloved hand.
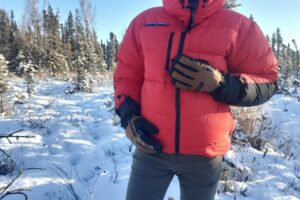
[126,116,162,154]
[169,54,223,93]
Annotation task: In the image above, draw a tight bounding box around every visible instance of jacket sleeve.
[113,16,144,112]
[212,20,278,107]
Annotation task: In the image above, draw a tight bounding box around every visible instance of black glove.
[116,96,162,154]
[126,116,162,154]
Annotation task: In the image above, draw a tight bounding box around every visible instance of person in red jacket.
[114,0,278,199]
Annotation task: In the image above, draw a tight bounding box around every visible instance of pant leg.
[176,155,223,200]
[126,150,175,200]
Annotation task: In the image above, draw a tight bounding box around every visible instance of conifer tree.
[66,11,75,51]
[0,54,8,113]
[80,0,103,73]
[43,5,68,75]
[0,9,11,59]
[63,12,76,72]
[280,43,293,90]
[23,60,36,96]
[4,11,22,72]
[292,39,299,66]
[73,9,89,91]
[106,32,119,71]
[84,18,98,72]
[10,50,27,76]
[271,33,276,53]
[276,28,283,58]
[8,10,22,69]
[286,43,292,64]
[92,30,105,71]
[224,0,241,10]
[101,40,107,65]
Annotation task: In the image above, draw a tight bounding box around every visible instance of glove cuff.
[210,72,226,94]
[116,96,141,129]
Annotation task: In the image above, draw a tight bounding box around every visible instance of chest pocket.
[140,25,173,51]
[140,24,178,80]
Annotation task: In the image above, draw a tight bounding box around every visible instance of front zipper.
[174,0,200,154]
[175,31,188,154]
[165,32,175,70]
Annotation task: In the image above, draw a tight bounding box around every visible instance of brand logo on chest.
[144,22,170,27]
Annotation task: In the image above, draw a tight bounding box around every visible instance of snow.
[0,78,300,200]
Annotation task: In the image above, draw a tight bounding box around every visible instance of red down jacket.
[114,0,278,157]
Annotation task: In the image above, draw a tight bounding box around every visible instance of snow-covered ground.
[0,78,299,200]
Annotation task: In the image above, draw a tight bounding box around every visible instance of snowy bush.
[0,149,15,175]
[20,116,51,129]
[231,106,261,135]
[23,60,37,96]
[65,74,96,94]
[111,114,120,126]
[12,91,28,105]
[9,50,26,76]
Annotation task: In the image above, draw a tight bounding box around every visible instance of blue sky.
[0,0,299,46]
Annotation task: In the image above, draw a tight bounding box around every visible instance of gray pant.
[126,150,223,200]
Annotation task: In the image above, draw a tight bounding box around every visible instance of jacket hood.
[163,0,225,26]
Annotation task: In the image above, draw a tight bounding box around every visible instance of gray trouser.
[126,150,223,200]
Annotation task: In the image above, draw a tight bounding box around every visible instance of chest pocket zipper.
[165,32,175,70]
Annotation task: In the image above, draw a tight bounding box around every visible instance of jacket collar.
[163,0,225,27]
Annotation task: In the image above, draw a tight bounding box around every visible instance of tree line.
[0,0,119,79]
[269,28,300,91]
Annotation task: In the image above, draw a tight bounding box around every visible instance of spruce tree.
[0,10,11,59]
[10,50,27,76]
[92,29,105,71]
[73,9,89,91]
[286,44,292,65]
[64,12,76,72]
[292,39,299,66]
[101,40,107,66]
[8,10,22,72]
[276,28,283,58]
[9,10,17,59]
[0,54,8,114]
[106,32,119,71]
[224,0,241,10]
[280,43,293,90]
[271,33,276,53]
[84,18,97,72]
[23,60,36,96]
[43,5,68,75]
[62,23,74,73]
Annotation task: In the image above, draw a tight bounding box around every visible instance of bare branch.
[0,135,35,140]
[0,129,35,144]
[0,191,28,200]
[23,167,46,171]
[0,149,11,159]
[0,170,23,195]
[53,164,81,200]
